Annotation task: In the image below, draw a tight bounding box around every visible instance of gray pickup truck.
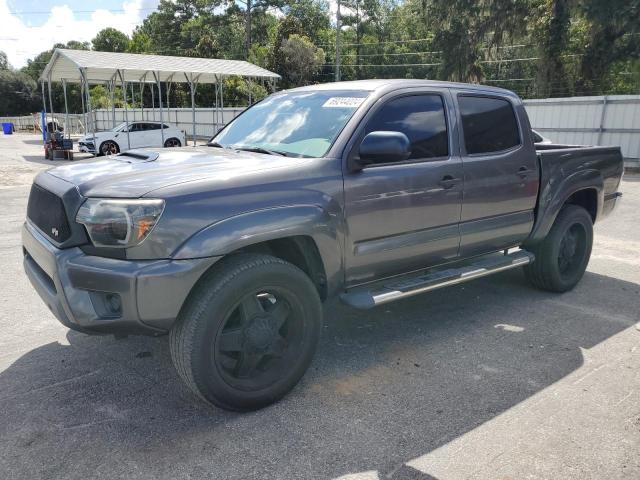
[23,80,623,411]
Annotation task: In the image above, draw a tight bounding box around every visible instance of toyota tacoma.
[23,80,623,411]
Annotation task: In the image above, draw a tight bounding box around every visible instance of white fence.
[92,107,247,142]
[0,113,86,135]
[524,95,640,168]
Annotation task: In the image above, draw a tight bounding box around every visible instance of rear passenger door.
[140,123,160,147]
[454,92,539,257]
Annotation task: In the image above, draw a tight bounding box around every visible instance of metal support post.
[47,74,54,130]
[62,79,69,139]
[153,72,165,146]
[40,81,47,142]
[117,70,131,151]
[80,69,96,157]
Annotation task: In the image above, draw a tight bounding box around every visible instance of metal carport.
[39,48,280,154]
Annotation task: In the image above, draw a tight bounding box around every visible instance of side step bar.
[340,250,534,309]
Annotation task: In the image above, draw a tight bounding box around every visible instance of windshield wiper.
[207,141,227,148]
[232,145,290,157]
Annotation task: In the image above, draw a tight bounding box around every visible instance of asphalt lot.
[1,133,638,480]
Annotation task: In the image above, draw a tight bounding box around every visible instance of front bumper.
[78,141,95,153]
[22,221,220,335]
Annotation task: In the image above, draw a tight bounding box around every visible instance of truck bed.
[527,143,624,244]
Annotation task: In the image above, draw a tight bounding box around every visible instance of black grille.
[27,184,72,243]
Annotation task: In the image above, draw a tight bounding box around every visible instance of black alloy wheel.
[214,288,304,391]
[170,254,322,411]
[524,204,593,292]
[557,222,588,281]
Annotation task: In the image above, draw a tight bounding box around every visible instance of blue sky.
[1,0,159,68]
[8,0,128,26]
[0,0,340,68]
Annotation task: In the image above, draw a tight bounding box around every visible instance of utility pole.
[335,0,341,81]
[245,0,252,60]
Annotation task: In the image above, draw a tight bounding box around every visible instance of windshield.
[111,122,128,132]
[210,90,370,157]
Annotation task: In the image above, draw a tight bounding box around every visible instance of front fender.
[526,168,603,245]
[172,205,344,295]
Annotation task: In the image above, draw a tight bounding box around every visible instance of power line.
[323,53,585,68]
[339,50,441,58]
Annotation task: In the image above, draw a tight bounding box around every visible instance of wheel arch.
[173,205,344,300]
[525,169,603,247]
[564,188,598,223]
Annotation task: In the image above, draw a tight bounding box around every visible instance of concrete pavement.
[1,134,638,479]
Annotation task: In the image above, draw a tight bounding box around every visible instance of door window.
[458,95,521,154]
[364,95,449,160]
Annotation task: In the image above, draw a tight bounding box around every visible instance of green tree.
[576,0,640,94]
[269,15,305,75]
[0,70,40,115]
[0,51,9,70]
[279,34,325,86]
[92,28,130,52]
[128,30,153,53]
[241,1,285,59]
[532,0,572,97]
[422,0,531,82]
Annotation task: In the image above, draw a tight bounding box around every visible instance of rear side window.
[365,94,448,160]
[459,95,520,154]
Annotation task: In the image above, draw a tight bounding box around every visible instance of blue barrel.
[2,123,13,135]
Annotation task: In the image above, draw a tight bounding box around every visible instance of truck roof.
[286,79,518,98]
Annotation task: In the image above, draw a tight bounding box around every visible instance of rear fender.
[172,205,344,296]
[526,169,603,245]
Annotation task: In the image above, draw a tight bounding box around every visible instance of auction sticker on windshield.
[322,97,366,108]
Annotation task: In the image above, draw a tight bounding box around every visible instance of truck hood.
[45,147,308,198]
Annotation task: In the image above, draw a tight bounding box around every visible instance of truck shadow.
[0,269,638,479]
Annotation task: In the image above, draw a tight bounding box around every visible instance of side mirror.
[356,131,411,168]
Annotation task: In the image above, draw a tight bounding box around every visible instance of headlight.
[76,198,165,248]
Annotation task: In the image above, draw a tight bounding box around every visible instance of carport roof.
[40,48,280,84]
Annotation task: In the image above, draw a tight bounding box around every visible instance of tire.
[524,204,593,293]
[164,138,181,147]
[170,253,322,411]
[99,140,119,156]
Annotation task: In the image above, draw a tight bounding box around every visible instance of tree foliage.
[3,0,638,115]
[279,34,325,86]
[0,51,9,70]
[92,28,130,53]
[0,67,40,115]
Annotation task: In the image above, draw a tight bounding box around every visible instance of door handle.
[517,166,535,178]
[438,175,460,189]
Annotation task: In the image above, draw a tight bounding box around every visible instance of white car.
[79,121,186,156]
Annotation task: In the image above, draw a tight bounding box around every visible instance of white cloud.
[0,0,158,68]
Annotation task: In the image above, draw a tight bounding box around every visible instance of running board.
[340,250,534,309]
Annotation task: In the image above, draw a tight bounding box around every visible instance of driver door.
[343,90,463,286]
